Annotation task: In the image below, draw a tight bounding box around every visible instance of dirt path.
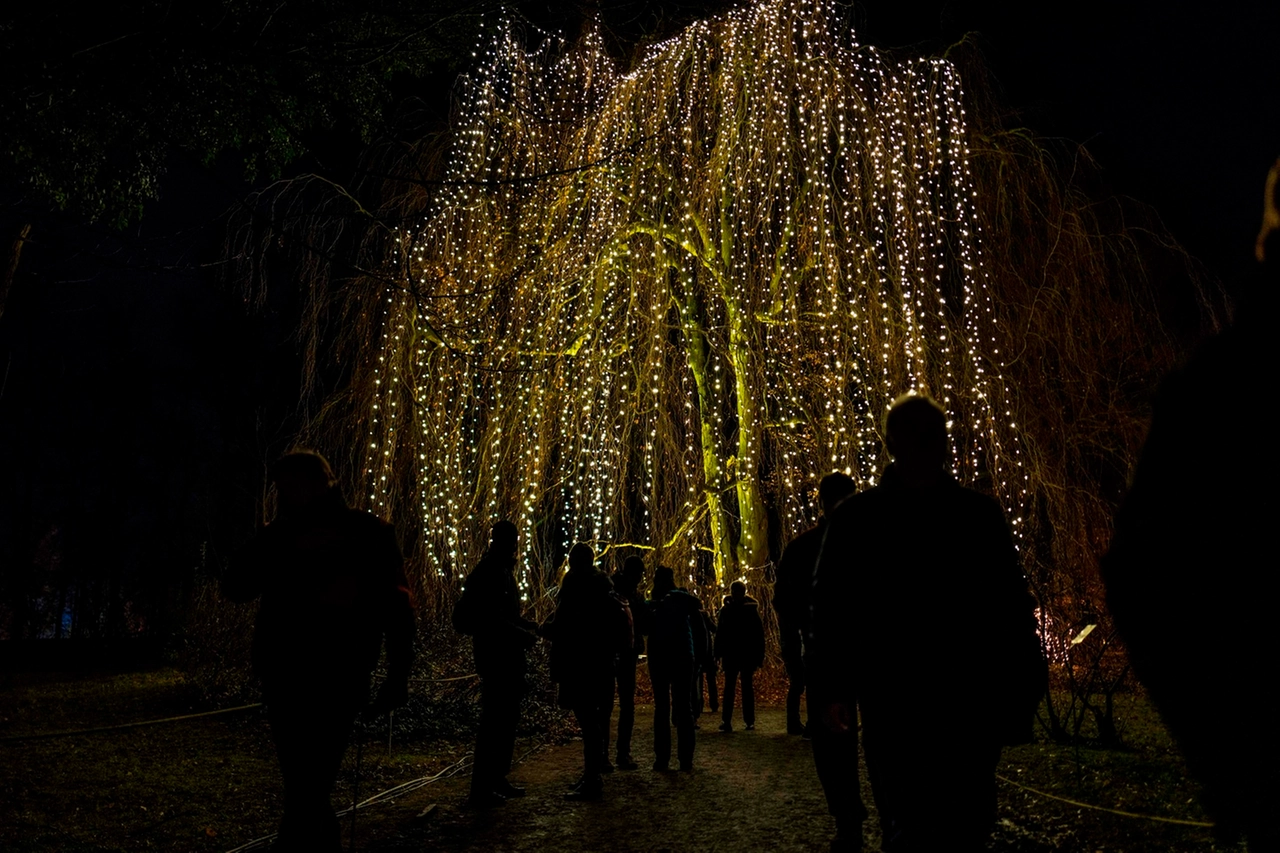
[357,706,850,853]
[344,703,1219,853]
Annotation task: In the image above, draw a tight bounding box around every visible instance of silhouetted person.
[693,603,718,723]
[543,543,630,800]
[810,395,1042,853]
[647,565,706,771]
[777,473,866,843]
[1102,159,1280,851]
[611,555,647,770]
[775,473,856,735]
[715,581,764,732]
[454,520,539,806]
[223,451,415,852]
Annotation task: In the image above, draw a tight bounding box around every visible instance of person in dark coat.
[810,395,1042,853]
[647,565,706,771]
[693,603,718,723]
[714,581,765,732]
[774,473,856,735]
[610,555,646,770]
[1102,159,1280,851]
[776,473,866,845]
[455,520,539,806]
[543,543,629,800]
[223,451,415,853]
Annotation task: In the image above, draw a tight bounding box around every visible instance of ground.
[0,671,1221,852]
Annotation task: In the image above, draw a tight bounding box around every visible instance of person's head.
[270,450,339,517]
[817,472,856,515]
[652,565,676,597]
[730,580,746,602]
[568,542,595,573]
[618,555,645,591]
[489,520,518,559]
[884,393,949,475]
[1258,156,1280,265]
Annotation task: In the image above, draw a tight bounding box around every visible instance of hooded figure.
[1102,159,1280,850]
[224,451,415,852]
[714,581,765,731]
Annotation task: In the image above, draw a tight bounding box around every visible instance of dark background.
[1,0,1275,647]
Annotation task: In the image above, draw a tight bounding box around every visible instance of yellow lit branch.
[363,0,1031,593]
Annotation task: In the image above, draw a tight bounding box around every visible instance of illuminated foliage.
[247,0,1216,636]
[361,0,1029,594]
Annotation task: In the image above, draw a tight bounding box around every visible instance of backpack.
[611,592,635,656]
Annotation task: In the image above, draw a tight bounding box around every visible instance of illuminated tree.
[253,0,1215,629]
[353,0,1029,594]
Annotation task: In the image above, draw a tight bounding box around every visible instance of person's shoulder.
[342,507,395,535]
[827,484,884,518]
[672,588,701,609]
[782,524,824,554]
[465,555,496,584]
[951,483,1007,521]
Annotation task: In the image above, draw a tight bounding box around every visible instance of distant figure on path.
[714,581,764,732]
[543,543,631,800]
[1102,158,1280,851]
[693,602,718,724]
[774,473,855,735]
[453,520,539,807]
[810,395,1042,852]
[647,565,706,771]
[778,473,866,845]
[611,556,647,770]
[224,450,415,853]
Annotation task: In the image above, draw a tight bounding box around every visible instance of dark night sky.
[1,0,1276,637]
[858,0,1278,286]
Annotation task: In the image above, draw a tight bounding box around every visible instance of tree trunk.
[726,296,769,575]
[681,293,735,586]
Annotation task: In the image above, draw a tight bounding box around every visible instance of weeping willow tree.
[235,0,1219,630]
[357,0,1036,598]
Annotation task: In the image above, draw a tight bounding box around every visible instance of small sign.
[1070,624,1097,645]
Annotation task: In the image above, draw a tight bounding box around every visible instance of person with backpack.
[646,565,705,772]
[715,581,765,732]
[453,520,539,807]
[543,543,632,800]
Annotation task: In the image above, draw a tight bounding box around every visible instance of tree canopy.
[0,0,499,227]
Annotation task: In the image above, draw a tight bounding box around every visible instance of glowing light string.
[366,0,1028,593]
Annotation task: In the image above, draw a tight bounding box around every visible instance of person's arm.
[689,598,708,660]
[751,611,766,670]
[808,511,855,730]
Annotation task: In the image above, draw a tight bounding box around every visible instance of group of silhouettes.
[453,531,767,804]
[447,392,1045,853]
[227,160,1280,853]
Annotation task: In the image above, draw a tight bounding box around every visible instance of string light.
[362,0,1029,591]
